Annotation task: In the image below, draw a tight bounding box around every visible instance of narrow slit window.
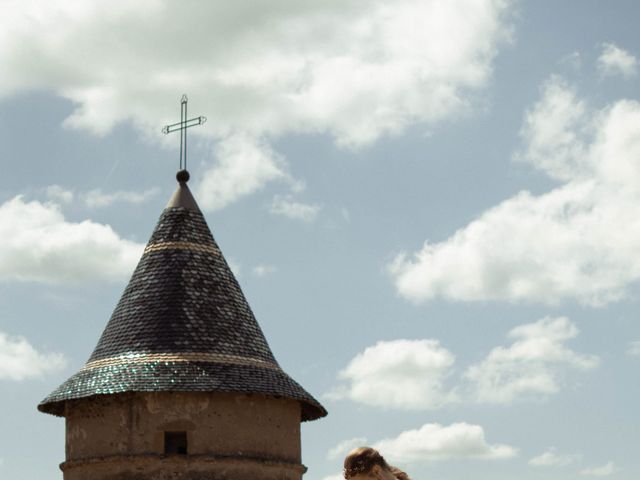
[164,431,188,455]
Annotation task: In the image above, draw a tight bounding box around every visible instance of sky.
[0,1,639,479]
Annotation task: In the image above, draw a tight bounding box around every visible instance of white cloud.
[529,448,580,467]
[327,339,458,410]
[581,461,618,477]
[45,185,74,204]
[329,318,595,408]
[0,196,143,284]
[627,341,640,356]
[516,76,588,181]
[0,332,67,381]
[197,134,289,211]
[82,188,159,208]
[598,43,638,79]
[321,475,343,480]
[270,195,322,222]
[0,0,511,209]
[327,437,368,460]
[374,422,517,462]
[252,264,277,277]
[390,76,640,306]
[465,317,599,404]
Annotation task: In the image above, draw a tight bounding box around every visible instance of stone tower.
[38,171,327,480]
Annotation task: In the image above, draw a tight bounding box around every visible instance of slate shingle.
[38,179,326,421]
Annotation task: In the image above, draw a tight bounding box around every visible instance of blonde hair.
[343,447,410,480]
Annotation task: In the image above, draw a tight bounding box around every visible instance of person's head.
[388,466,410,480]
[343,447,409,480]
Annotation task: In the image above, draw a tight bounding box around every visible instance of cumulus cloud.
[327,339,457,410]
[0,332,67,380]
[465,317,599,404]
[197,134,290,210]
[327,437,368,460]
[329,318,595,408]
[374,422,517,462]
[581,461,618,477]
[321,475,343,480]
[516,77,588,181]
[0,196,143,284]
[529,448,580,467]
[0,0,511,209]
[390,76,640,306]
[82,188,159,208]
[598,43,638,79]
[270,195,322,222]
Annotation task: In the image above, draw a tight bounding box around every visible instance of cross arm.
[162,116,207,134]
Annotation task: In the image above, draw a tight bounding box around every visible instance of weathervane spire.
[162,94,206,176]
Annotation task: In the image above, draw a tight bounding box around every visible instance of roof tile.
[39,181,326,421]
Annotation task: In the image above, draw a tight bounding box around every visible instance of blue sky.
[1,1,639,479]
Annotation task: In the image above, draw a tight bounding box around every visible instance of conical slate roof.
[39,173,326,421]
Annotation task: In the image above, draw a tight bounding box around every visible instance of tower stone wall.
[62,392,303,480]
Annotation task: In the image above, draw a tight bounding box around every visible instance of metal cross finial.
[162,94,207,172]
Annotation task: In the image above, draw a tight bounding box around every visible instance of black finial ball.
[177,169,190,183]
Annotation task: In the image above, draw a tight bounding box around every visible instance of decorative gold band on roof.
[82,352,280,372]
[144,241,219,255]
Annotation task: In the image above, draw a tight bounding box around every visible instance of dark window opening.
[164,431,188,455]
